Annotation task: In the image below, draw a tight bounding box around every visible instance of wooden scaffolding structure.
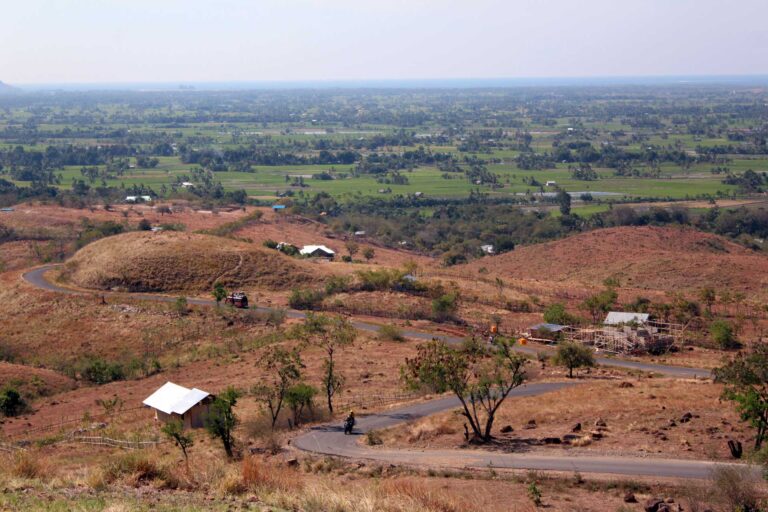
[562,319,684,355]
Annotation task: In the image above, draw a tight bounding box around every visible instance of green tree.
[402,337,527,442]
[432,292,459,322]
[295,313,356,414]
[0,387,26,417]
[285,382,318,427]
[553,342,595,378]
[581,288,617,324]
[161,418,194,462]
[252,347,303,429]
[362,247,375,261]
[699,287,716,316]
[556,188,571,216]
[345,241,359,258]
[543,303,577,325]
[710,319,741,350]
[205,386,240,459]
[212,282,227,306]
[714,344,768,450]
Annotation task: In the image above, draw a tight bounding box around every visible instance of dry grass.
[61,231,319,292]
[9,451,51,480]
[241,456,304,493]
[383,377,748,460]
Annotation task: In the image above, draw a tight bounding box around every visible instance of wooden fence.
[67,435,163,450]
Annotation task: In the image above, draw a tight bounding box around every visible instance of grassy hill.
[61,231,318,293]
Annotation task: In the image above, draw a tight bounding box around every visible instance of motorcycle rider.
[344,411,356,434]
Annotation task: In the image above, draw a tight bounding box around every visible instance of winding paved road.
[25,265,743,479]
[22,265,710,379]
[293,382,752,479]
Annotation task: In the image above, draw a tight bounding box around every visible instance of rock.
[595,419,607,428]
[667,420,677,428]
[285,458,298,467]
[542,437,562,445]
[680,412,693,423]
[589,431,604,439]
[500,425,514,433]
[618,382,634,388]
[645,497,665,512]
[665,498,675,504]
[572,422,582,432]
[624,492,637,503]
[524,419,537,429]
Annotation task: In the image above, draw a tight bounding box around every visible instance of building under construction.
[561,312,685,355]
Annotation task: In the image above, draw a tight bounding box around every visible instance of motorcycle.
[343,417,355,435]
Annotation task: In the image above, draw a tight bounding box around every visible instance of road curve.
[23,265,711,379]
[293,382,752,479]
[24,266,739,478]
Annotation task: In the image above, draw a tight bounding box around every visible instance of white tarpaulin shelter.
[604,312,650,325]
[143,382,212,429]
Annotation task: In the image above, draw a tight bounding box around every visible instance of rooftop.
[143,382,210,415]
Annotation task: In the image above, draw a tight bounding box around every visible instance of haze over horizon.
[2,0,768,85]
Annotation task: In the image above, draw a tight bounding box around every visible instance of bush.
[341,255,352,263]
[378,324,405,342]
[289,288,325,310]
[365,430,383,445]
[0,386,27,416]
[80,358,125,384]
[263,239,278,249]
[11,451,49,480]
[137,218,152,231]
[552,342,595,378]
[710,320,741,350]
[543,303,578,325]
[710,465,763,512]
[431,292,459,322]
[324,275,351,295]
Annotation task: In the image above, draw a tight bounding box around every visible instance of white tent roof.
[143,382,210,415]
[604,312,649,325]
[300,245,335,256]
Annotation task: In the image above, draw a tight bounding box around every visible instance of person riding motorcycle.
[344,411,356,435]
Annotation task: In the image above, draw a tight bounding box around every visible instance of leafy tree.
[581,288,618,324]
[174,296,189,316]
[252,347,303,429]
[161,418,194,462]
[714,344,768,450]
[205,386,240,459]
[285,382,318,427]
[432,292,459,322]
[699,287,716,316]
[0,387,26,417]
[553,342,595,378]
[555,188,571,216]
[710,319,741,350]
[543,303,577,325]
[362,247,375,261]
[295,313,356,413]
[402,337,527,442]
[345,241,359,258]
[212,282,227,306]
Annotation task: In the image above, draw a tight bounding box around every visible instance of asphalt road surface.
[23,265,711,378]
[294,382,753,479]
[22,265,747,478]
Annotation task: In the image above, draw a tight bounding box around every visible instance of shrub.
[11,451,50,480]
[137,218,152,231]
[431,292,459,322]
[289,288,325,310]
[0,386,27,416]
[263,239,278,249]
[365,430,383,446]
[242,456,302,493]
[341,255,352,262]
[285,382,318,427]
[80,358,125,384]
[543,303,578,325]
[711,465,763,512]
[324,275,351,295]
[710,319,741,350]
[378,324,405,342]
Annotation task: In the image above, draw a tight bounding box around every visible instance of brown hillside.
[61,231,318,292]
[467,226,768,296]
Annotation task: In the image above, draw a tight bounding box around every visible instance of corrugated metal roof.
[300,245,335,255]
[529,323,567,332]
[143,382,210,415]
[604,312,649,325]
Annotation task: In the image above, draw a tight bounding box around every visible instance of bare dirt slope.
[61,231,319,292]
[465,226,768,297]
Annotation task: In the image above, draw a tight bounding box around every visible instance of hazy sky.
[2,0,768,84]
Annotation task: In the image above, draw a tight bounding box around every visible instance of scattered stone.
[595,419,607,428]
[500,425,514,434]
[542,437,562,445]
[624,492,637,503]
[618,382,634,388]
[667,420,677,428]
[571,422,582,432]
[589,431,604,439]
[680,412,693,423]
[524,420,537,429]
[285,458,298,467]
